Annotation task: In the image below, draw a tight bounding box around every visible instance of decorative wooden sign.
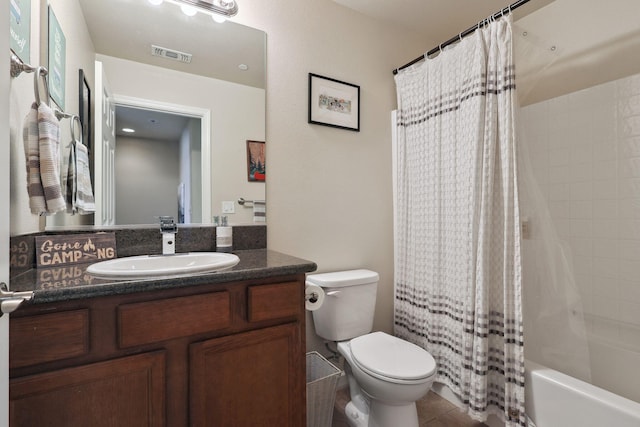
[35,233,117,268]
[10,236,32,269]
[37,265,90,289]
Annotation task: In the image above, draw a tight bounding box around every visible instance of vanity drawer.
[118,292,231,348]
[247,282,301,322]
[10,309,90,369]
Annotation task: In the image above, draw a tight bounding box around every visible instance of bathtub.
[525,360,640,427]
[434,360,640,427]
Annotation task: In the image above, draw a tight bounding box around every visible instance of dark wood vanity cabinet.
[8,276,306,427]
[11,351,167,426]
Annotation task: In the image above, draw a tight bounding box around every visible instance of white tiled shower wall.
[520,72,640,403]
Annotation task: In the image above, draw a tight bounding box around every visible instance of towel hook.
[34,66,51,107]
[10,53,36,78]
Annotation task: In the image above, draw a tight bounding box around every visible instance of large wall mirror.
[45,0,266,228]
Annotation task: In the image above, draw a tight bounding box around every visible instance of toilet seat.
[350,332,436,384]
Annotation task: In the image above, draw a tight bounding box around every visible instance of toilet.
[307,269,436,427]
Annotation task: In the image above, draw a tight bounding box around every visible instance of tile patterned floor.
[332,387,488,427]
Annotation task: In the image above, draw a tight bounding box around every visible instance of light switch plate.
[222,201,235,214]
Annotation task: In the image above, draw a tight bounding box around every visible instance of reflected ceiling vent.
[151,45,192,63]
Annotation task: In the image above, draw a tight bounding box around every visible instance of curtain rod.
[393,0,531,75]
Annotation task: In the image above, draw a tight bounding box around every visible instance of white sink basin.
[86,252,240,278]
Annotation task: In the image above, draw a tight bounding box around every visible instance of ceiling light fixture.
[148,0,238,20]
[212,14,227,23]
[122,128,136,133]
[180,4,198,16]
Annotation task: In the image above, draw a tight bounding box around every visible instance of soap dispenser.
[216,216,233,253]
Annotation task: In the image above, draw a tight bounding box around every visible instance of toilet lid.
[350,332,436,381]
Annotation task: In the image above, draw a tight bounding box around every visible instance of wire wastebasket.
[306,351,343,427]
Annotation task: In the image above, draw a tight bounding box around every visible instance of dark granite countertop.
[10,249,317,304]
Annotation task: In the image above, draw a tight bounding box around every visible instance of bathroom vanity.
[8,249,316,427]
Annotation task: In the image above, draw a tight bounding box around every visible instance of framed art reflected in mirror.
[247,140,265,182]
[78,69,91,151]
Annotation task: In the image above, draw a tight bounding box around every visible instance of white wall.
[115,136,180,224]
[189,119,202,223]
[232,0,429,349]
[520,72,640,403]
[179,119,202,223]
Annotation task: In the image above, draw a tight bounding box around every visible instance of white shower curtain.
[394,16,525,427]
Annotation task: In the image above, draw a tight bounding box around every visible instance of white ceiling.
[333,0,640,101]
[332,0,640,64]
[331,0,562,75]
[115,106,192,141]
[333,0,548,44]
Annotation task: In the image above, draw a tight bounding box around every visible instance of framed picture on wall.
[78,69,91,150]
[246,140,265,182]
[308,73,360,132]
[47,6,66,110]
[10,0,31,63]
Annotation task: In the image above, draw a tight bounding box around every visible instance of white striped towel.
[23,103,47,215]
[253,200,266,222]
[37,103,65,214]
[65,141,78,214]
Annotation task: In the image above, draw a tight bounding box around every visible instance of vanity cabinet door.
[190,323,304,427]
[10,351,166,427]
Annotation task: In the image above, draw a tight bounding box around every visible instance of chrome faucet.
[159,216,177,255]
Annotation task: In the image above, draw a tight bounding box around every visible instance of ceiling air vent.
[151,45,192,63]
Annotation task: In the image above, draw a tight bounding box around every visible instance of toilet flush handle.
[326,290,341,297]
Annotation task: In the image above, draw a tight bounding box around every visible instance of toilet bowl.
[306,270,437,427]
[337,332,436,427]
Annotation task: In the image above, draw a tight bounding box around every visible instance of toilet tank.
[307,269,379,342]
